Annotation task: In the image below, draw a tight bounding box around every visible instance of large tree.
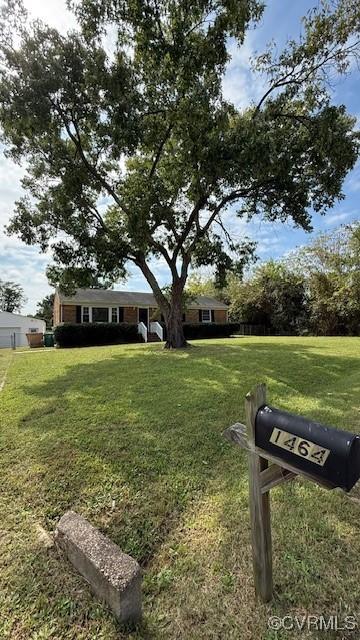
[0,0,359,347]
[0,279,27,312]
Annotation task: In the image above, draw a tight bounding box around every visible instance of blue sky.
[0,0,359,314]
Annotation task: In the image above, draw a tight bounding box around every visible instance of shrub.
[183,322,239,340]
[54,323,140,347]
[158,322,239,340]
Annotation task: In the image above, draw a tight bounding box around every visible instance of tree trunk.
[164,290,188,349]
[136,254,188,349]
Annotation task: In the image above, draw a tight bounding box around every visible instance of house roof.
[57,288,229,310]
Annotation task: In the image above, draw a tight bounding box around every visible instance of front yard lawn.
[1,337,360,639]
[0,348,13,390]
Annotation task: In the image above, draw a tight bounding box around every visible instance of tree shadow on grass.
[16,341,360,552]
[4,340,360,637]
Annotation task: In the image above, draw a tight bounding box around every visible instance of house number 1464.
[270,427,330,467]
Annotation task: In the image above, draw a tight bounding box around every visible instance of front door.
[138,308,148,328]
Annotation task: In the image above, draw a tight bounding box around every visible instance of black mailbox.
[255,405,360,492]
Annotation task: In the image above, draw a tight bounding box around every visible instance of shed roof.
[0,311,46,328]
[57,289,228,310]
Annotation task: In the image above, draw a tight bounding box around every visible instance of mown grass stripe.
[0,350,13,392]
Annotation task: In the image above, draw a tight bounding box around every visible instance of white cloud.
[0,235,52,315]
[325,211,353,226]
[222,33,265,109]
[0,256,51,314]
[22,0,77,33]
[0,150,53,314]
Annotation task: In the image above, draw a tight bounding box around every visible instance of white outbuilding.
[0,311,46,348]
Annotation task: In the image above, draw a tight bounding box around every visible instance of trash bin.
[26,332,44,348]
[44,332,55,347]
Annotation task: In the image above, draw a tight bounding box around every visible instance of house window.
[82,306,90,323]
[92,307,108,323]
[111,307,118,323]
[202,309,211,323]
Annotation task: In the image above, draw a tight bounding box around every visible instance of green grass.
[0,348,13,389]
[0,337,360,639]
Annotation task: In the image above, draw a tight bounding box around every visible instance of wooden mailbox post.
[245,383,273,602]
[223,383,360,602]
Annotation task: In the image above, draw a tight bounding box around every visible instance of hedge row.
[54,321,239,347]
[54,323,140,347]
[159,322,239,340]
[183,322,239,339]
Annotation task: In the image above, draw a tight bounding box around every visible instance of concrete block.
[56,511,142,624]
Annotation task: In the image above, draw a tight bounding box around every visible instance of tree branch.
[149,121,173,178]
[214,216,234,246]
[148,235,179,278]
[185,184,264,257]
[173,194,209,261]
[254,39,360,116]
[135,252,170,314]
[88,203,108,231]
[50,99,131,217]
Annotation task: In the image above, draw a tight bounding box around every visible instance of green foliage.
[230,261,308,334]
[291,222,360,335]
[185,271,251,306]
[183,322,239,339]
[54,322,139,347]
[185,273,219,299]
[0,0,359,345]
[46,268,115,296]
[0,279,27,312]
[35,294,54,328]
[228,223,360,336]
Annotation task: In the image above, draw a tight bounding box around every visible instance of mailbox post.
[223,383,360,603]
[245,383,273,602]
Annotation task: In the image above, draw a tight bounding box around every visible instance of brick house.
[53,289,229,329]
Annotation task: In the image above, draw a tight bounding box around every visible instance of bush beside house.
[54,323,140,347]
[183,322,239,339]
[156,322,239,341]
[54,321,239,347]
